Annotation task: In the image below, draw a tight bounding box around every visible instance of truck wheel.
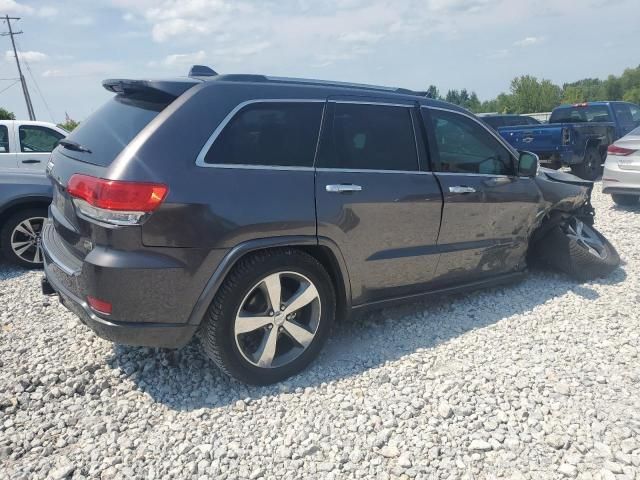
[0,208,47,268]
[571,147,601,180]
[534,218,619,281]
[200,249,336,385]
[611,194,639,206]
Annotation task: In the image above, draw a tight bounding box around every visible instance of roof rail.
[189,65,218,78]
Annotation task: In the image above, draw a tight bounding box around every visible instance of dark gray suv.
[41,68,619,384]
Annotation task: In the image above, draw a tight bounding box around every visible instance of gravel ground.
[1,186,639,480]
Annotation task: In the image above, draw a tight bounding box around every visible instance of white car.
[0,120,67,172]
[603,125,640,206]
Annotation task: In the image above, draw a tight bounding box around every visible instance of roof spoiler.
[189,65,218,78]
[102,78,200,99]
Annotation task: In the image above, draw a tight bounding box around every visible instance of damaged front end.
[530,167,595,244]
[528,167,620,281]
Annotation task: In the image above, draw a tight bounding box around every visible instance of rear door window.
[0,125,9,153]
[317,102,418,171]
[19,125,64,152]
[204,102,324,167]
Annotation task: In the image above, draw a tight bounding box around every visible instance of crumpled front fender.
[534,167,593,214]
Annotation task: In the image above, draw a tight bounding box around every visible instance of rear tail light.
[87,296,112,316]
[607,145,637,156]
[561,127,571,145]
[67,174,168,225]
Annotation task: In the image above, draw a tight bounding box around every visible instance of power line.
[0,80,19,95]
[1,15,36,120]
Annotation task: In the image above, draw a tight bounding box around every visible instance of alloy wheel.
[10,217,45,265]
[234,271,321,369]
[565,218,607,260]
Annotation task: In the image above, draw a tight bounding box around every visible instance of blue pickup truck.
[496,101,640,180]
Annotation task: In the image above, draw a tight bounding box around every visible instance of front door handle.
[326,184,363,193]
[21,159,41,164]
[449,186,476,194]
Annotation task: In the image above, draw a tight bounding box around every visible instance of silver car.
[603,125,640,206]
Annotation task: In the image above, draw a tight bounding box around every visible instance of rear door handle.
[449,186,476,194]
[21,159,41,164]
[326,184,363,193]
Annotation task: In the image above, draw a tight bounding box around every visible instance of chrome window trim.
[329,100,415,108]
[423,105,520,164]
[195,98,326,168]
[316,168,431,175]
[197,164,314,171]
[434,172,511,178]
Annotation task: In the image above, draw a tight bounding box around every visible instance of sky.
[0,0,638,123]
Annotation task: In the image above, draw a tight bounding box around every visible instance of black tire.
[534,220,619,281]
[0,208,47,268]
[611,194,639,206]
[571,146,602,181]
[200,248,336,385]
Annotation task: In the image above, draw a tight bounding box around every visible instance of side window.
[19,126,64,153]
[0,126,9,153]
[613,104,634,124]
[630,105,640,123]
[204,102,323,167]
[428,109,515,175]
[318,103,418,171]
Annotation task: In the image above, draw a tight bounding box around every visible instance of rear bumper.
[602,162,640,195]
[40,219,220,348]
[43,263,198,348]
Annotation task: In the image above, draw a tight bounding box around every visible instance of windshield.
[550,105,612,124]
[59,95,169,166]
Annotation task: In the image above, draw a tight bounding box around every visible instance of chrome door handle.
[449,186,476,194]
[326,184,363,193]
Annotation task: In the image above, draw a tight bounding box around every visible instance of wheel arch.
[0,197,51,246]
[187,236,352,326]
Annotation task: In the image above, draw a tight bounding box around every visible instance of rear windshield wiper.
[58,139,92,154]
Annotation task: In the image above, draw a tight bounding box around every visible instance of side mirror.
[518,151,539,177]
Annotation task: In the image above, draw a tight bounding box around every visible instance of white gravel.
[1,186,639,480]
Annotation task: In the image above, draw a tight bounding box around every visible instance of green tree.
[425,85,440,100]
[0,107,15,120]
[58,117,80,132]
[623,87,640,105]
[509,75,562,113]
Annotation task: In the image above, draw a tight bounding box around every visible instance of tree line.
[427,64,640,114]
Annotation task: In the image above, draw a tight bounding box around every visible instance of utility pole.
[2,15,36,120]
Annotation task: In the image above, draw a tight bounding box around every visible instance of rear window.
[550,105,612,124]
[482,117,503,129]
[60,96,168,166]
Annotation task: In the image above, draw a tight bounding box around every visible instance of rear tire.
[200,249,336,385]
[534,218,619,281]
[0,208,47,268]
[611,194,639,206]
[571,146,601,181]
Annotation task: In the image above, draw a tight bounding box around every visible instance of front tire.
[534,218,619,281]
[0,208,47,268]
[200,249,336,385]
[611,194,639,206]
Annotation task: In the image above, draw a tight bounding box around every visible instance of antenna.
[1,15,36,120]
